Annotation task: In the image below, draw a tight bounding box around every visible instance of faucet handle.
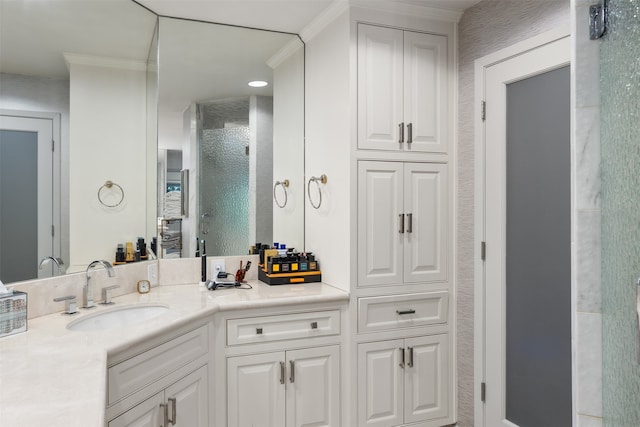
[53,295,78,315]
[100,285,120,305]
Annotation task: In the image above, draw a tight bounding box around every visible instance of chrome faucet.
[84,260,116,308]
[38,256,66,275]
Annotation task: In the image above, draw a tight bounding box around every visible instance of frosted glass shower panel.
[200,127,250,255]
[601,0,640,425]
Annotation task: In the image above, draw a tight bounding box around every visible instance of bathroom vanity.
[0,282,349,426]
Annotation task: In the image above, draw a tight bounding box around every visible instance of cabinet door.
[404,163,448,284]
[358,161,404,287]
[108,391,164,427]
[403,31,448,153]
[358,340,404,427]
[357,24,404,150]
[165,365,208,427]
[227,352,285,427]
[404,335,449,425]
[286,345,340,427]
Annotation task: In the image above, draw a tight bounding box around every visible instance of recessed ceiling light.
[248,80,268,87]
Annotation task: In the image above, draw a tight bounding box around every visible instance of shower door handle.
[636,277,640,364]
[200,213,210,235]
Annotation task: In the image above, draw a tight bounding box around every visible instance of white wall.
[304,10,352,292]
[273,45,305,251]
[0,72,70,271]
[68,61,147,271]
[457,1,573,426]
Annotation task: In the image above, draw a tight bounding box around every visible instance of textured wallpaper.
[457,1,570,425]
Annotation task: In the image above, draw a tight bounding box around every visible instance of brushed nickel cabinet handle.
[396,309,416,315]
[407,123,413,143]
[168,397,177,425]
[399,347,405,369]
[160,403,169,427]
[399,214,405,234]
[407,213,413,233]
[398,122,405,143]
[280,361,285,384]
[290,360,295,383]
[407,347,414,368]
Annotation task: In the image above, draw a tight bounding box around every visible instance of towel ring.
[307,174,327,209]
[273,179,290,208]
[98,180,124,208]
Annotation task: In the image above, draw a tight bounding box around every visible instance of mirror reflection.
[0,1,306,285]
[0,0,157,283]
[156,17,305,259]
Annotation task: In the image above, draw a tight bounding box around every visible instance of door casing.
[473,29,572,427]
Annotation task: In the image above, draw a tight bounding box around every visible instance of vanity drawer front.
[358,292,448,333]
[227,310,340,346]
[108,325,208,405]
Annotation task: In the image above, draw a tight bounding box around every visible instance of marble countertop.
[0,282,349,426]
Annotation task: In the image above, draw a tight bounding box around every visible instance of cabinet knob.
[256,327,263,335]
[310,321,318,329]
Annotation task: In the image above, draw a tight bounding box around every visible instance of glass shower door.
[600,0,640,425]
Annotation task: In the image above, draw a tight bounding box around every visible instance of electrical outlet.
[148,263,158,286]
[211,259,225,277]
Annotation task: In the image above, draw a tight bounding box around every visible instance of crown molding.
[267,37,304,69]
[63,53,148,72]
[350,0,463,23]
[299,0,350,42]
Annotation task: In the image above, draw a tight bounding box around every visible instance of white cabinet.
[227,345,340,427]
[109,365,208,427]
[358,335,449,427]
[106,325,210,427]
[357,161,448,287]
[357,24,448,153]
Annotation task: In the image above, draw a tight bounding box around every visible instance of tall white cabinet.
[353,18,455,427]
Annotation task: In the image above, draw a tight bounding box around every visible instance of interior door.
[480,35,571,427]
[0,114,55,282]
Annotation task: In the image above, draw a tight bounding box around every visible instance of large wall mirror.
[156,17,305,259]
[0,0,305,285]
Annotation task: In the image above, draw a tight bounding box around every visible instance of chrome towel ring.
[273,179,290,208]
[307,174,327,209]
[98,180,124,208]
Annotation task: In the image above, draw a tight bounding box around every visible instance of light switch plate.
[211,259,225,277]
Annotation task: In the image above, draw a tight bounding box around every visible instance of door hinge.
[481,100,486,121]
[51,139,55,152]
[51,225,55,237]
[481,241,486,261]
[481,382,486,402]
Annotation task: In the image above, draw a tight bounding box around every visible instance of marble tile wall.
[574,0,603,425]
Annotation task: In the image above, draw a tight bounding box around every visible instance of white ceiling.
[1,0,482,150]
[138,0,483,33]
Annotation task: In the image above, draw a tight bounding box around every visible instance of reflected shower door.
[601,1,640,425]
[199,127,249,256]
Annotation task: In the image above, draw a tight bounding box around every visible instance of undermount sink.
[67,304,169,331]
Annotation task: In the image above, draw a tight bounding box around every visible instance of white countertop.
[0,281,349,426]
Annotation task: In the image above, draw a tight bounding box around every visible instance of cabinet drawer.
[358,292,448,333]
[108,325,208,405]
[227,310,340,346]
